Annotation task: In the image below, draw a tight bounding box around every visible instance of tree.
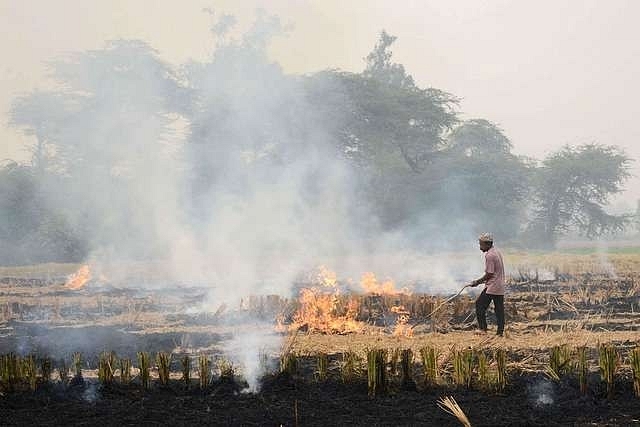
[441,120,533,240]
[363,30,415,90]
[527,144,632,248]
[8,91,75,176]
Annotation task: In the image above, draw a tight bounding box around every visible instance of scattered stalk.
[258,349,269,378]
[631,346,640,398]
[22,354,37,391]
[452,348,474,389]
[218,358,235,382]
[419,346,439,386]
[198,354,210,389]
[120,358,132,384]
[316,352,329,382]
[389,348,400,377]
[366,348,387,397]
[437,396,471,427]
[39,357,52,385]
[598,343,619,399]
[1,353,21,391]
[157,352,171,386]
[280,352,298,377]
[477,350,489,390]
[137,351,151,390]
[340,351,360,384]
[549,344,572,377]
[57,358,69,384]
[181,355,191,388]
[495,348,507,391]
[576,346,588,395]
[72,352,83,380]
[400,349,413,386]
[98,351,117,385]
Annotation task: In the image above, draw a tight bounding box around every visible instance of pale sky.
[1,0,639,206]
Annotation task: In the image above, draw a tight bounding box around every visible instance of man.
[471,233,505,336]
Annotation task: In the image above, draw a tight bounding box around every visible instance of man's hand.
[470,280,479,287]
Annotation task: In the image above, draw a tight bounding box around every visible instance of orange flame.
[289,266,363,334]
[64,265,91,290]
[360,272,410,295]
[391,304,413,337]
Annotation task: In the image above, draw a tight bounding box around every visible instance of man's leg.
[492,294,505,336]
[475,290,491,331]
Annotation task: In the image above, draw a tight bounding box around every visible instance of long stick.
[411,284,472,329]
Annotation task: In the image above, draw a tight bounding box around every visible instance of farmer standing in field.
[471,233,505,336]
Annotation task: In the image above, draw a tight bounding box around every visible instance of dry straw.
[316,352,329,382]
[419,346,439,386]
[630,346,640,397]
[39,357,52,385]
[495,348,507,391]
[157,352,171,386]
[72,352,83,380]
[340,351,360,383]
[23,354,37,391]
[437,395,471,427]
[137,351,151,390]
[452,348,473,389]
[181,355,191,388]
[366,348,387,397]
[120,358,132,384]
[598,343,619,399]
[198,354,210,389]
[57,358,69,384]
[400,349,413,385]
[98,351,116,385]
[576,346,588,395]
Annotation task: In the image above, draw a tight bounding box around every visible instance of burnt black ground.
[1,374,639,426]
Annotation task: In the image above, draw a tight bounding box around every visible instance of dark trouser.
[475,289,505,335]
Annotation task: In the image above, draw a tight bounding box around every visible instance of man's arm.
[472,252,496,286]
[471,272,494,287]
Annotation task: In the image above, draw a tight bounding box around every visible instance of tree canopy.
[1,28,634,264]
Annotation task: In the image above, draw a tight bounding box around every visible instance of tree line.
[1,26,632,265]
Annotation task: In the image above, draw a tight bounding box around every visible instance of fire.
[64,265,91,290]
[360,272,410,295]
[391,305,413,337]
[290,266,363,334]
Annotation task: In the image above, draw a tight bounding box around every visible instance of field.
[1,251,640,426]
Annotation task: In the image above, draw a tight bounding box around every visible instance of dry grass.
[437,395,471,427]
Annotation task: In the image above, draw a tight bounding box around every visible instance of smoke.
[5,10,488,389]
[223,326,280,392]
[595,240,618,278]
[527,378,555,407]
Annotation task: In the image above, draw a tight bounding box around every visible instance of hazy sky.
[1,0,639,206]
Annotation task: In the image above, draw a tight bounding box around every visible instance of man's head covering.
[478,232,493,243]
